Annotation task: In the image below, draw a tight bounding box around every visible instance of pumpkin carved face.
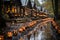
[7,32,13,37]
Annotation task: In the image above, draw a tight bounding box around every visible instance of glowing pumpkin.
[19,28,23,32]
[0,35,4,40]
[7,32,13,37]
[21,26,26,30]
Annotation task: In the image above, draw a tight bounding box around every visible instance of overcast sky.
[38,0,43,4]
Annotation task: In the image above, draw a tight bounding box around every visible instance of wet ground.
[29,22,56,40]
[1,17,59,40]
[4,20,57,40]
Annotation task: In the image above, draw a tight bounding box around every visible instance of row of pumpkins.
[7,21,37,37]
[0,21,37,40]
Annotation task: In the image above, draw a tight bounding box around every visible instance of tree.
[41,0,54,18]
[33,2,36,9]
[0,0,6,31]
[27,0,32,9]
[54,0,58,20]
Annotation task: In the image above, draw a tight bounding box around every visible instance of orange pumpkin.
[7,32,13,37]
[21,26,26,30]
[19,28,23,32]
[0,35,4,40]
